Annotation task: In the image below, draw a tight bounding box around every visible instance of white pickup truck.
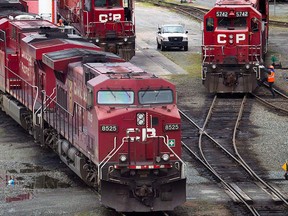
[156,24,188,51]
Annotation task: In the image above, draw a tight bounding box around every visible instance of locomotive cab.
[202,0,269,93]
[82,62,186,211]
[57,0,136,60]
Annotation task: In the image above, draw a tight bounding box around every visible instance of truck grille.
[168,37,183,42]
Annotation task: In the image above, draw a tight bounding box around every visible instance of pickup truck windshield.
[162,26,184,33]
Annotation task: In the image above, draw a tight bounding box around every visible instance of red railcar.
[202,0,269,93]
[57,0,136,60]
[0,12,186,212]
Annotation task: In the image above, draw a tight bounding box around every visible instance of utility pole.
[274,0,276,16]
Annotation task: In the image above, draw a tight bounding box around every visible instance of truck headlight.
[162,37,169,41]
[183,37,188,41]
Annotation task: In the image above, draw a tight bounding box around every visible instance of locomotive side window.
[95,0,106,7]
[97,90,134,105]
[206,18,214,32]
[85,0,91,11]
[95,0,121,7]
[251,19,259,32]
[138,89,173,105]
[87,88,94,109]
[108,0,121,7]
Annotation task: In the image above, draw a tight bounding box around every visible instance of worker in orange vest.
[258,65,275,98]
[57,19,64,27]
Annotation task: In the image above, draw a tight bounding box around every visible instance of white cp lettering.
[99,14,121,22]
[236,34,245,43]
[217,34,246,44]
[217,34,227,44]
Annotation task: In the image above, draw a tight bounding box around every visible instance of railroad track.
[144,0,288,27]
[180,95,288,215]
[252,84,288,115]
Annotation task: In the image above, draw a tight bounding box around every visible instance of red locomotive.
[202,0,269,93]
[57,0,136,60]
[0,8,186,212]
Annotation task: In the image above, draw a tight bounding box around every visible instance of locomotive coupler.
[134,184,155,207]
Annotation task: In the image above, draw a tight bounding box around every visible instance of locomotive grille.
[168,37,183,42]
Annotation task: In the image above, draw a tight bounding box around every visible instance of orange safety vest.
[267,71,275,83]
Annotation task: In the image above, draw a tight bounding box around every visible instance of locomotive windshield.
[139,89,173,105]
[218,17,247,29]
[97,90,134,105]
[95,0,121,7]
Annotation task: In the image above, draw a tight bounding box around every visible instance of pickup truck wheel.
[161,43,166,51]
[184,46,188,51]
[157,41,161,49]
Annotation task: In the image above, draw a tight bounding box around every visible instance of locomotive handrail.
[98,136,118,183]
[98,134,187,183]
[164,135,186,179]
[4,66,39,114]
[202,44,262,64]
[34,88,56,125]
[83,10,89,36]
[87,20,134,37]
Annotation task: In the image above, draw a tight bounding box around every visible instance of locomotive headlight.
[124,37,128,42]
[229,40,233,44]
[245,64,250,69]
[229,34,234,39]
[161,153,170,162]
[212,64,217,69]
[95,38,100,43]
[119,154,127,162]
[137,113,145,126]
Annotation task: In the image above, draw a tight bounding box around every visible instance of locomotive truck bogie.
[202,64,260,93]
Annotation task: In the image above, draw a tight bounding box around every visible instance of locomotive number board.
[236,11,249,17]
[215,11,249,17]
[216,11,228,17]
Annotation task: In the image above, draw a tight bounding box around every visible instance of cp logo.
[217,34,246,44]
[99,13,121,22]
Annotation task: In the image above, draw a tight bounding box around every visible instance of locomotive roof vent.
[82,54,107,64]
[39,27,68,39]
[14,14,39,20]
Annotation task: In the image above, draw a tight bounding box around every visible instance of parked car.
[156,24,188,51]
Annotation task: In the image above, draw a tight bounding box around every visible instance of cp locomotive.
[202,0,269,93]
[57,0,136,60]
[0,5,186,212]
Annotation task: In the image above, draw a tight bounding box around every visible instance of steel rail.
[252,85,288,114]
[180,104,260,216]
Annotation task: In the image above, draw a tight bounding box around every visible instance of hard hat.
[269,65,274,69]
